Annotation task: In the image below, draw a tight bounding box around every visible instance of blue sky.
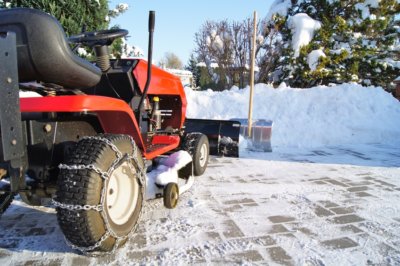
[109,1,272,65]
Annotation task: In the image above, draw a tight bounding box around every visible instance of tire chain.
[0,192,14,215]
[183,132,202,156]
[52,135,147,255]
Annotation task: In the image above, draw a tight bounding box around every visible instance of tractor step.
[143,135,181,160]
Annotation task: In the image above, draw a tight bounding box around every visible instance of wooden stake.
[247,11,257,137]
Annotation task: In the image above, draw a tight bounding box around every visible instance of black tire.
[163,183,179,209]
[182,133,209,176]
[0,192,14,216]
[55,134,144,252]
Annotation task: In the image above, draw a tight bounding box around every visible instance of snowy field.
[1,84,400,265]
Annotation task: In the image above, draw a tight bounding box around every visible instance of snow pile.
[307,49,326,71]
[185,83,400,149]
[288,13,322,57]
[146,151,192,199]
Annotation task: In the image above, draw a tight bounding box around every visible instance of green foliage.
[269,0,400,90]
[185,54,201,88]
[1,0,109,36]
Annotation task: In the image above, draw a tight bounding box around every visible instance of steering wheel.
[69,29,128,47]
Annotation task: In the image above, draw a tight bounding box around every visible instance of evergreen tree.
[268,0,400,89]
[1,0,109,36]
[185,53,201,88]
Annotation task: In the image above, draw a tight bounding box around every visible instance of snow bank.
[185,83,400,149]
[288,13,321,57]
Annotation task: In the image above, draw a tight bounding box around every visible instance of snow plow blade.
[184,119,241,157]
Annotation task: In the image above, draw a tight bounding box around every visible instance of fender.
[20,95,145,150]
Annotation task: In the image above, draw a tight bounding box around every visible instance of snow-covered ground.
[1,83,400,265]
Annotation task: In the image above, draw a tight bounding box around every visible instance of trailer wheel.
[55,134,144,252]
[182,133,209,176]
[163,183,179,209]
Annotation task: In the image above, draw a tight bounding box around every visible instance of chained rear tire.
[55,134,144,252]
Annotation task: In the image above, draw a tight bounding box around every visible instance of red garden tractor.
[0,8,240,252]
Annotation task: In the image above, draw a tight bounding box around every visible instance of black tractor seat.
[0,8,101,89]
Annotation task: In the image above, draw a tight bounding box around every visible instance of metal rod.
[247,11,257,137]
[137,11,155,113]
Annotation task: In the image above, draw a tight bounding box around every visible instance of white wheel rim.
[199,143,208,168]
[106,161,139,225]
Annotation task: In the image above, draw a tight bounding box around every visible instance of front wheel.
[182,133,209,176]
[55,134,144,252]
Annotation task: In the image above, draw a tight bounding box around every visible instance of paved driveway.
[0,144,399,265]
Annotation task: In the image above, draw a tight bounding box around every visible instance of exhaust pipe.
[137,10,155,113]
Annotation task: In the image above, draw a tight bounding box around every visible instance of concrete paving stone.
[318,201,339,208]
[355,191,373,197]
[223,220,244,238]
[127,250,154,260]
[347,186,369,192]
[207,164,225,168]
[224,204,242,212]
[247,235,276,246]
[23,259,64,266]
[321,237,358,249]
[268,215,296,223]
[71,256,91,266]
[325,179,349,187]
[297,227,317,236]
[185,246,206,263]
[313,180,327,185]
[224,198,256,205]
[314,206,335,217]
[96,253,116,264]
[0,249,12,258]
[330,207,355,215]
[347,181,373,186]
[309,177,331,181]
[356,172,373,176]
[340,224,364,234]
[374,180,396,188]
[267,246,292,265]
[206,231,221,241]
[362,176,375,180]
[331,214,365,224]
[268,224,289,234]
[280,233,296,239]
[230,250,264,262]
[130,234,147,249]
[243,202,259,207]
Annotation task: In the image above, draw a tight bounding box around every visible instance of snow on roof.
[288,13,321,57]
[166,68,193,77]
